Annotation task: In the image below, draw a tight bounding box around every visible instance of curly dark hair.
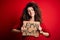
[18,2,42,30]
[21,2,42,23]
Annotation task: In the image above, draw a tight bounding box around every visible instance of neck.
[30,16,34,21]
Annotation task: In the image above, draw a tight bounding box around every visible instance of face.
[27,7,35,17]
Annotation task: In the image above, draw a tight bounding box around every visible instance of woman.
[12,2,49,40]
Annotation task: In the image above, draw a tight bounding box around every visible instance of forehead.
[27,7,34,10]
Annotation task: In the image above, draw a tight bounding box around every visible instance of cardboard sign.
[21,21,40,37]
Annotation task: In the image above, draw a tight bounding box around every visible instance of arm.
[12,29,20,33]
[12,21,26,33]
[12,22,21,33]
[39,25,49,37]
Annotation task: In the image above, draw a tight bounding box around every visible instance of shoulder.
[23,21,40,25]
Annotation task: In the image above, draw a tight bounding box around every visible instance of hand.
[40,31,49,37]
[12,29,20,33]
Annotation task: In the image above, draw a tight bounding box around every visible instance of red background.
[0,0,60,40]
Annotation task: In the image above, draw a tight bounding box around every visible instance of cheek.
[28,11,31,16]
[28,10,35,16]
[31,11,34,13]
[28,11,30,14]
[31,11,35,15]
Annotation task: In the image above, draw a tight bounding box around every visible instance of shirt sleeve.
[12,23,19,29]
[12,19,20,29]
[40,23,47,32]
